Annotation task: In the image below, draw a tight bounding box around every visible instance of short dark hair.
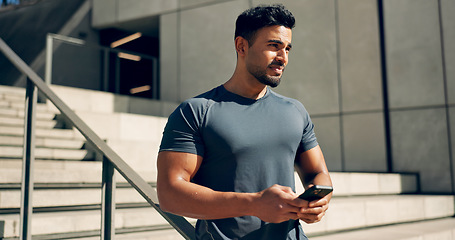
[234,4,295,45]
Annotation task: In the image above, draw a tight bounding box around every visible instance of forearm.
[157,151,259,219]
[303,171,332,188]
[157,179,257,219]
[296,145,333,200]
[305,171,333,202]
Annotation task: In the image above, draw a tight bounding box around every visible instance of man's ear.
[235,36,248,56]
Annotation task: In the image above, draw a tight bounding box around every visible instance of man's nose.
[275,49,288,64]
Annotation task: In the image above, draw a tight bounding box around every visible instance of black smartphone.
[298,185,333,201]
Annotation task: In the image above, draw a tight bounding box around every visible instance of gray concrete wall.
[442,0,455,105]
[159,0,389,173]
[93,0,455,193]
[160,1,248,102]
[441,0,455,194]
[333,0,386,173]
[384,0,453,193]
[0,0,86,86]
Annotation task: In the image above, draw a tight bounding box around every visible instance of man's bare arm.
[294,145,333,223]
[157,151,305,223]
[295,145,332,189]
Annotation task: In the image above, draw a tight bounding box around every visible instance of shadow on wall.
[0,0,86,86]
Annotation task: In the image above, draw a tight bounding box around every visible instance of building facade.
[91,0,454,193]
[2,0,453,194]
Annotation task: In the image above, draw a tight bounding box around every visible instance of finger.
[308,198,328,208]
[300,211,326,224]
[280,186,299,198]
[299,206,324,215]
[284,203,303,214]
[299,208,327,220]
[298,205,329,223]
[284,212,300,221]
[280,185,293,192]
[288,194,311,207]
[269,211,300,223]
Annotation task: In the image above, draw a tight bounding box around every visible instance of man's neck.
[223,77,268,100]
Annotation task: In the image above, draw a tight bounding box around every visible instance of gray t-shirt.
[160,85,318,240]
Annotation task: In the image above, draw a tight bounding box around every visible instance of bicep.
[157,151,202,183]
[156,151,206,213]
[295,145,331,186]
[296,145,326,171]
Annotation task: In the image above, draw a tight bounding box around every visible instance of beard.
[247,62,284,88]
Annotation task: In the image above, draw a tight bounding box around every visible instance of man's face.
[245,25,292,88]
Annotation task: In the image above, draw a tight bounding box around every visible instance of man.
[157,4,332,240]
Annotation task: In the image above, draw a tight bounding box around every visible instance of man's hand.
[252,184,330,224]
[297,197,330,224]
[252,184,303,223]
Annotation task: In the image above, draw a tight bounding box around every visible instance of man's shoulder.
[176,85,226,113]
[268,90,306,111]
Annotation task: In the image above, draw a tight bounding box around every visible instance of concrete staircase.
[0,84,454,240]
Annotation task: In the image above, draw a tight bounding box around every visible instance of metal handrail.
[0,37,195,239]
[44,33,160,99]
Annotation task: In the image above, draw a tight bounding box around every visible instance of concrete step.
[0,135,85,149]
[0,125,83,139]
[0,158,101,171]
[64,218,455,240]
[330,172,418,195]
[28,226,184,240]
[0,186,148,208]
[0,115,58,129]
[310,217,455,240]
[0,160,156,183]
[294,172,419,197]
[0,194,452,239]
[0,164,103,184]
[0,165,417,197]
[62,228,185,240]
[0,86,53,113]
[0,86,26,101]
[78,229,185,240]
[0,106,57,120]
[0,99,56,112]
[303,194,455,235]
[0,206,192,238]
[0,145,94,160]
[0,84,26,92]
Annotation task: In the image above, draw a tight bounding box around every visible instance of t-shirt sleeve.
[159,100,205,157]
[298,104,319,153]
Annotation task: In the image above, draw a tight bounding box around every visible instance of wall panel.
[179,0,248,101]
[384,0,445,109]
[391,108,452,193]
[160,13,179,102]
[338,0,383,112]
[313,116,343,171]
[258,0,339,115]
[343,113,387,172]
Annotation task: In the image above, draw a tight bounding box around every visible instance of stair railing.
[44,33,160,99]
[0,37,196,239]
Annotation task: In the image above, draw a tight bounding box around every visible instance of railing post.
[103,49,109,92]
[101,156,116,239]
[45,34,53,85]
[20,78,37,240]
[115,56,120,94]
[152,57,158,99]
